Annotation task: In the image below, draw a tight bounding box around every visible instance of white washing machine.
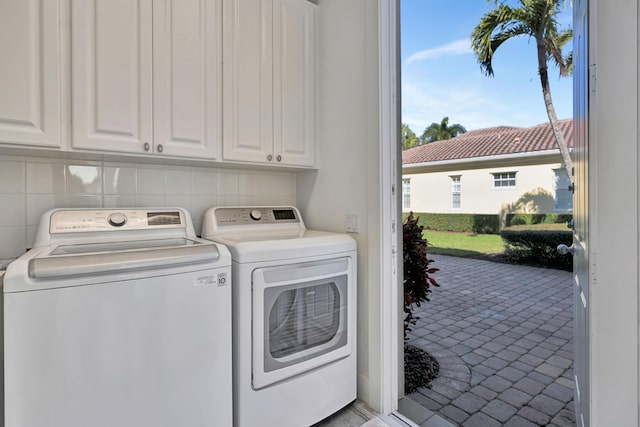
[3,208,232,427]
[201,206,357,427]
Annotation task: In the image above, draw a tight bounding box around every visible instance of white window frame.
[402,178,411,210]
[450,175,461,209]
[553,168,573,212]
[492,171,517,189]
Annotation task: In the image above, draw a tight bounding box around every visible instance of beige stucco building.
[402,119,573,216]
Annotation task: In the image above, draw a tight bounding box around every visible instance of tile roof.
[402,119,574,165]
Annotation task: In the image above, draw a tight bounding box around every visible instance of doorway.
[396,1,583,425]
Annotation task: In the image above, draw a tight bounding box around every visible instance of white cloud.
[401,78,551,133]
[406,39,473,64]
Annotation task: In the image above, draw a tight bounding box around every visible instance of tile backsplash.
[0,155,297,260]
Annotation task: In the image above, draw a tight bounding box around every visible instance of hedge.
[500,228,573,270]
[403,212,500,234]
[504,213,573,227]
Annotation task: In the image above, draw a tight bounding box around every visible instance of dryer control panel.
[49,209,186,233]
[215,207,300,226]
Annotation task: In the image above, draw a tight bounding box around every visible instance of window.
[493,172,516,188]
[554,169,573,211]
[402,179,411,210]
[450,176,461,209]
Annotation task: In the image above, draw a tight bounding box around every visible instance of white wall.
[296,0,386,412]
[587,0,639,424]
[404,162,567,215]
[0,154,296,262]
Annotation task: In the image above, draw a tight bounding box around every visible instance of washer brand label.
[194,275,216,286]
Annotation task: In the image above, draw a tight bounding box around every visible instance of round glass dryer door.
[251,257,353,389]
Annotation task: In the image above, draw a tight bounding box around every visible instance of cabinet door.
[0,0,62,148]
[72,0,153,154]
[273,0,316,167]
[153,0,221,159]
[222,0,274,164]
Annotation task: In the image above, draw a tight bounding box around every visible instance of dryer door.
[252,257,352,389]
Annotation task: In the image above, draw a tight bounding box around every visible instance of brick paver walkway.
[406,255,575,427]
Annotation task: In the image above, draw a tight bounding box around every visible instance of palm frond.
[565,51,573,75]
[448,124,467,137]
[471,5,531,76]
[546,28,573,76]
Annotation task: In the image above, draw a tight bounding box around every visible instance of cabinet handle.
[267,154,273,162]
[144,142,151,152]
[276,155,282,162]
[157,144,164,153]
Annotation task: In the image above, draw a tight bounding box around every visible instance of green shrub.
[500,228,573,270]
[402,212,499,234]
[505,223,570,231]
[403,213,440,338]
[505,213,572,227]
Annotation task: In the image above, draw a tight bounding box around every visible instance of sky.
[401,0,573,134]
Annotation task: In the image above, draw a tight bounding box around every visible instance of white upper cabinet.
[0,0,63,148]
[223,0,316,167]
[153,1,221,159]
[72,0,153,154]
[273,0,316,166]
[72,0,221,159]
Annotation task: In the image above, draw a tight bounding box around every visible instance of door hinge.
[589,63,597,94]
[568,183,575,193]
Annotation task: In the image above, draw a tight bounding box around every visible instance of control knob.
[250,210,263,221]
[108,212,127,227]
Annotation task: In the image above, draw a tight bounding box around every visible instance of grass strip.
[423,230,505,257]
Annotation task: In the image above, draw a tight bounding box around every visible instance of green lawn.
[423,230,505,258]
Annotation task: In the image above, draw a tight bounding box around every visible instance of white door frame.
[586,0,639,425]
[378,1,640,423]
[377,0,402,415]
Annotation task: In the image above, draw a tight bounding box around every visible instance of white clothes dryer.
[201,206,357,427]
[3,208,232,427]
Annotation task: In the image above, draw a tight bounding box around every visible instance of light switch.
[345,214,359,233]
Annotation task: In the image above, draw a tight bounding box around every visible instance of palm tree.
[471,0,573,183]
[402,124,420,150]
[420,117,467,144]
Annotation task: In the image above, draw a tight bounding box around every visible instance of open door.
[570,0,590,425]
[560,0,589,424]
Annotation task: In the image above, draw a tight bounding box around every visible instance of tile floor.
[314,401,383,427]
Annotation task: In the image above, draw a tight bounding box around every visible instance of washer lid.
[27,238,219,280]
[3,238,230,293]
[208,230,356,263]
[49,237,202,256]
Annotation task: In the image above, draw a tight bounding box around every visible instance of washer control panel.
[215,207,299,226]
[50,210,185,233]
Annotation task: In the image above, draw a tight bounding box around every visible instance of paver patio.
[405,255,575,427]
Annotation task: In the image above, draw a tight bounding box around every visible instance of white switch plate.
[345,214,359,233]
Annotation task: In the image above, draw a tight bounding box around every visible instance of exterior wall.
[403,161,569,215]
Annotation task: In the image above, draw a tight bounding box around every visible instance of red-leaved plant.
[403,212,440,339]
